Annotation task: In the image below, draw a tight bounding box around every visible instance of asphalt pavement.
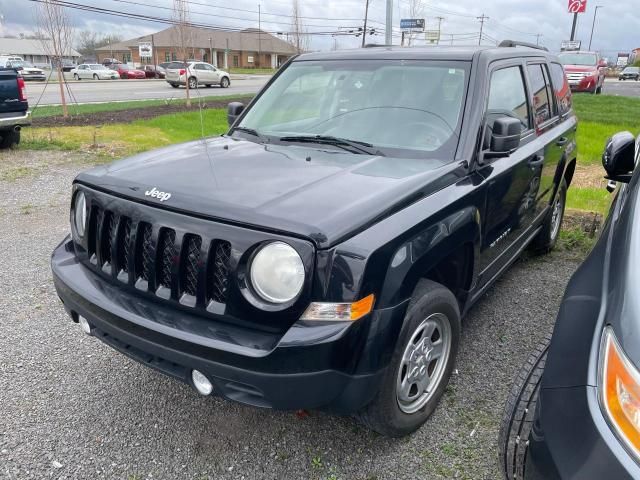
[0,149,584,480]
[24,76,270,106]
[603,78,640,97]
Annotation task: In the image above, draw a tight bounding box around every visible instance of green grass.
[558,227,596,255]
[22,108,229,157]
[31,94,254,119]
[566,186,612,214]
[573,95,640,165]
[229,68,277,75]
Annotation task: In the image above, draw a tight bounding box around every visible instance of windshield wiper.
[232,126,268,143]
[279,135,384,156]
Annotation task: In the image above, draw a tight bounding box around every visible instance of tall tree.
[172,0,192,106]
[290,0,309,54]
[35,0,73,118]
[406,0,424,46]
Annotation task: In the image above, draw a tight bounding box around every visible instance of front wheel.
[188,77,198,89]
[220,76,230,88]
[169,83,179,88]
[530,179,566,254]
[73,73,79,80]
[356,279,460,437]
[499,334,551,480]
[93,74,99,80]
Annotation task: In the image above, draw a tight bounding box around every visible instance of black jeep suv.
[52,42,577,437]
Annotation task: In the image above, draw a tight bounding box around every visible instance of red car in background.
[111,65,146,79]
[558,51,607,94]
[143,65,166,79]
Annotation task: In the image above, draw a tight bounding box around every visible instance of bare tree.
[76,32,122,60]
[406,0,424,46]
[290,0,309,54]
[35,0,74,117]
[172,0,192,106]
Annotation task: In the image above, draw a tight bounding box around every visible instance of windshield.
[90,65,106,70]
[623,67,639,73]
[558,53,597,66]
[235,59,469,159]
[8,61,24,68]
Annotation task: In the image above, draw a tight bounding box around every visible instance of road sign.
[568,0,587,13]
[400,18,425,31]
[561,40,581,51]
[138,42,152,58]
[425,30,441,44]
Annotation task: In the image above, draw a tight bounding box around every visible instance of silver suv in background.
[165,61,230,89]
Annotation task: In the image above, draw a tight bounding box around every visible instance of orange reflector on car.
[350,294,375,321]
[300,294,376,322]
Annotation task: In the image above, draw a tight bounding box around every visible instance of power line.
[477,13,489,46]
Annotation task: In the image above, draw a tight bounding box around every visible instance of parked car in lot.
[71,64,119,80]
[143,65,166,79]
[619,66,640,81]
[0,68,30,148]
[558,51,607,94]
[500,131,640,479]
[165,61,230,88]
[111,65,146,79]
[51,41,578,437]
[5,60,46,81]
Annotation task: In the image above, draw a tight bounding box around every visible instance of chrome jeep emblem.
[145,187,172,202]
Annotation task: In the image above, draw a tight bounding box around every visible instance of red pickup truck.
[0,68,30,147]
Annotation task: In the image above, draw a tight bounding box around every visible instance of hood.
[76,137,460,248]
[563,64,597,73]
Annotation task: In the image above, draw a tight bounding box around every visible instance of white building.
[0,37,81,66]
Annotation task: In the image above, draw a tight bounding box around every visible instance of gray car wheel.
[220,76,230,88]
[188,77,198,89]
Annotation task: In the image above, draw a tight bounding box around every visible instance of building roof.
[96,26,298,55]
[0,37,80,57]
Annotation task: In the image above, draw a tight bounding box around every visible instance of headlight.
[600,326,640,459]
[249,242,304,304]
[73,191,87,237]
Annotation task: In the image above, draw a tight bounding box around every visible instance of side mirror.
[602,131,636,182]
[227,102,245,127]
[489,117,522,155]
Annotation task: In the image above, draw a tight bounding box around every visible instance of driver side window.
[487,66,530,131]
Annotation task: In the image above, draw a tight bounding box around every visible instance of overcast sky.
[1,0,638,59]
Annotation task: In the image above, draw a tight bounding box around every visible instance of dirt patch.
[32,96,254,128]
[564,208,603,236]
[572,163,607,189]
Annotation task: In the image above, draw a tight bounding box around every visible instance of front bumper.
[569,76,598,92]
[525,385,640,479]
[22,73,46,81]
[52,236,406,413]
[0,110,31,129]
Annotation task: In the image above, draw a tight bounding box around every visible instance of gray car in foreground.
[500,131,640,479]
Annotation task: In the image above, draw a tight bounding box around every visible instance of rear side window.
[550,62,572,116]
[487,66,530,131]
[526,64,552,126]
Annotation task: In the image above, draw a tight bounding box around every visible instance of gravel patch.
[0,150,584,480]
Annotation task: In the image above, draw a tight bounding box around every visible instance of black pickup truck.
[51,41,578,437]
[0,68,30,148]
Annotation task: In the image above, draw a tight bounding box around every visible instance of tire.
[220,76,230,88]
[170,83,179,89]
[188,77,198,89]
[499,333,552,480]
[356,279,461,437]
[73,73,79,80]
[529,179,566,254]
[596,84,603,94]
[205,84,212,88]
[0,130,21,149]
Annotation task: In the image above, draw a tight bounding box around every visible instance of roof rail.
[498,40,549,52]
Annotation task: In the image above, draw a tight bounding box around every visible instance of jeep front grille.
[86,206,232,309]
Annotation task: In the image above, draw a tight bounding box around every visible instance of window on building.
[165,52,171,62]
[233,55,239,67]
[172,52,178,61]
[122,52,132,63]
[487,66,530,131]
[526,64,552,126]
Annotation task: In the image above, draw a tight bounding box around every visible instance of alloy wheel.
[550,192,564,241]
[396,312,452,414]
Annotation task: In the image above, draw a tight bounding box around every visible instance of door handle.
[529,155,545,166]
[556,137,569,147]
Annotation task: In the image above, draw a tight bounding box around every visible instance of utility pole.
[477,14,488,46]
[436,16,444,45]
[258,3,261,67]
[570,13,578,41]
[588,5,603,50]
[362,0,370,48]
[385,0,393,45]
[535,33,542,45]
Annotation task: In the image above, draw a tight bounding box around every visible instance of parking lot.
[603,77,640,97]
[0,150,583,480]
[25,76,270,105]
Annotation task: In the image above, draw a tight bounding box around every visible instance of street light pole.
[362,0,370,48]
[588,5,603,51]
[385,0,392,45]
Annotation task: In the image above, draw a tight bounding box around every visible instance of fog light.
[191,369,213,396]
[78,315,92,335]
